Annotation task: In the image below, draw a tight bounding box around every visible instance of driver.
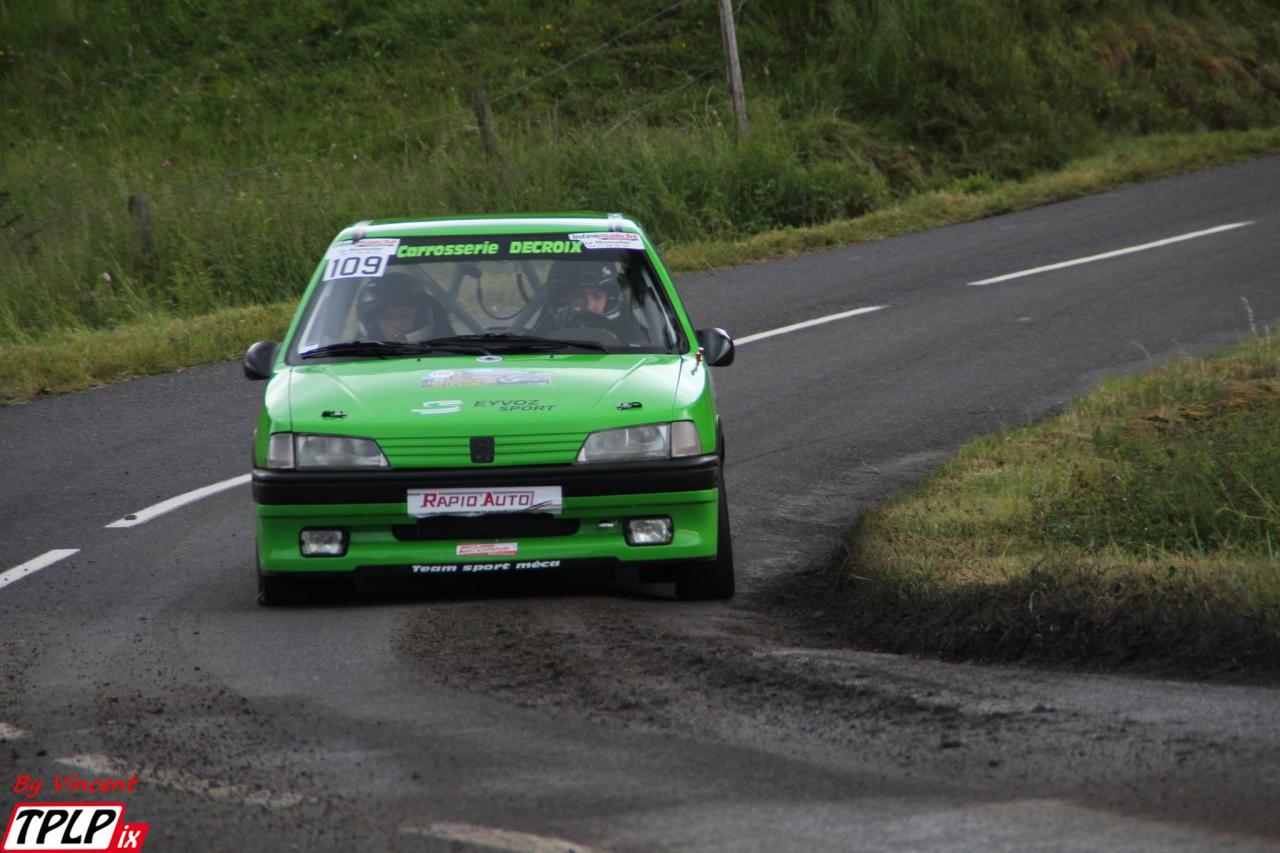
[570,280,612,316]
[543,261,623,324]
[356,273,447,342]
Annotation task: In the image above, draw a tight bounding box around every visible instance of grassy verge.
[666,126,1280,270]
[840,331,1280,676]
[0,302,291,402]
[5,127,1280,404]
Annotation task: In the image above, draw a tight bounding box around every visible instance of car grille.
[392,515,581,541]
[379,432,587,467]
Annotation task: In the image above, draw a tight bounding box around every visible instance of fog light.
[300,528,347,557]
[626,517,672,546]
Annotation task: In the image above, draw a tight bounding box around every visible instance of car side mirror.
[695,328,735,367]
[243,341,279,380]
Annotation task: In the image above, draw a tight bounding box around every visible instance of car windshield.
[290,233,685,360]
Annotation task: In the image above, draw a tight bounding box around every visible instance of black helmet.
[356,273,437,339]
[544,261,620,313]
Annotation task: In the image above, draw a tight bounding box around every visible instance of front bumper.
[253,456,721,575]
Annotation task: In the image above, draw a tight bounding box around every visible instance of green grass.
[0,302,291,401]
[841,331,1280,675]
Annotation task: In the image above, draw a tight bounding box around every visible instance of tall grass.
[843,332,1280,671]
[1,0,1278,344]
[0,107,890,339]
[1035,337,1280,555]
[747,0,1280,175]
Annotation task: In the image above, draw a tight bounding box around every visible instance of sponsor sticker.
[507,239,584,255]
[3,802,148,852]
[412,564,460,574]
[513,560,561,570]
[456,542,518,558]
[472,399,555,413]
[568,232,644,251]
[408,487,562,517]
[322,238,400,280]
[420,369,552,388]
[459,562,511,572]
[395,241,500,259]
[411,400,462,415]
[412,559,561,574]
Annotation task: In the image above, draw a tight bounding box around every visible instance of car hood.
[286,354,686,439]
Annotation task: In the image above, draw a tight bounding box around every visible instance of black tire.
[257,554,301,607]
[675,477,735,601]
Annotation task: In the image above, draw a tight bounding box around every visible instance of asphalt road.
[3,157,1280,851]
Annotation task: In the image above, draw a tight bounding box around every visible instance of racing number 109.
[325,254,385,280]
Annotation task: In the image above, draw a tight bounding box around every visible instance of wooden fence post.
[127,192,153,259]
[471,88,499,159]
[717,0,748,139]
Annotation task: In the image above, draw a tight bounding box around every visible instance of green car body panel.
[248,214,733,600]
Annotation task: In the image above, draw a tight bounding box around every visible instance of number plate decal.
[323,238,400,280]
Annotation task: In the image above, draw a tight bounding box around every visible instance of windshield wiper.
[300,340,433,359]
[424,333,610,353]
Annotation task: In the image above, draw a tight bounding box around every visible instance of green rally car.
[244,213,736,605]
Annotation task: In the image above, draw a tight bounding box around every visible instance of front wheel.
[257,553,302,607]
[674,481,735,601]
[257,572,299,607]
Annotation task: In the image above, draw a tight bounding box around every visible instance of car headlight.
[266,433,389,469]
[576,421,702,463]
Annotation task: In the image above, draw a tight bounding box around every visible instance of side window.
[634,264,679,349]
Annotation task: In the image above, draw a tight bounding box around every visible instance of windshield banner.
[390,234,640,262]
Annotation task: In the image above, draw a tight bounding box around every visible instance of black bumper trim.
[261,550,716,584]
[354,557,707,583]
[258,556,709,583]
[252,455,720,505]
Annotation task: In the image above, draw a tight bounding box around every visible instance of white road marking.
[57,754,308,810]
[736,304,888,345]
[402,822,606,853]
[105,473,251,528]
[0,549,79,592]
[967,221,1255,286]
[880,797,1276,848]
[0,722,31,741]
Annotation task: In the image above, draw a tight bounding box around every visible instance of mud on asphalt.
[391,558,1280,839]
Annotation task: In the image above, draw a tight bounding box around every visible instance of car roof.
[334,212,645,242]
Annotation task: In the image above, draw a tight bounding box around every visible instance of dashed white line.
[57,754,308,810]
[401,822,605,853]
[42,224,1267,539]
[105,473,251,528]
[0,549,79,592]
[736,304,888,345]
[0,722,31,741]
[966,221,1255,286]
